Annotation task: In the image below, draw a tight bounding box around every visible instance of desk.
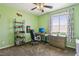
[48,35,66,49]
[35,33,49,42]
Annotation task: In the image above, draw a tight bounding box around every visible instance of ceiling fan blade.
[33,3,37,5]
[42,9,44,12]
[31,7,37,10]
[44,5,53,9]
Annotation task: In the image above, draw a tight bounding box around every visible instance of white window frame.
[49,11,69,37]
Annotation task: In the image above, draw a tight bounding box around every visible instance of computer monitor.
[39,28,45,33]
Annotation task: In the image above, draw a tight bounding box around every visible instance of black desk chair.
[30,29,40,45]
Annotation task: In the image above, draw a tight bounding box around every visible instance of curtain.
[67,8,74,42]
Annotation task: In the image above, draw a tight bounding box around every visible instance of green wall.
[38,4,79,48]
[0,4,39,49]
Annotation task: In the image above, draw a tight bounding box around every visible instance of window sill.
[51,34,66,37]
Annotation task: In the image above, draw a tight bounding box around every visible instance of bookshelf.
[14,19,25,45]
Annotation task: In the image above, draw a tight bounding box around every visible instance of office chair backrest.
[30,29,35,41]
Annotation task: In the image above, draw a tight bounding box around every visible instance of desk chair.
[30,29,40,45]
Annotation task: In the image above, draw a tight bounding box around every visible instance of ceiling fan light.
[40,5,43,9]
[37,5,40,9]
[36,4,44,10]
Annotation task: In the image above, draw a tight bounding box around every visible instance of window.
[51,16,59,33]
[50,13,69,36]
[50,9,74,46]
[59,15,68,34]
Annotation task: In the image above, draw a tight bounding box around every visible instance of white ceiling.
[5,3,75,15]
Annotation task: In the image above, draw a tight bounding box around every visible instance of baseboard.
[66,45,76,49]
[0,44,14,50]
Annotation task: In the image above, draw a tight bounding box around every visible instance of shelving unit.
[14,19,26,46]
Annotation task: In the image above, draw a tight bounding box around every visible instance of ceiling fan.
[31,3,53,12]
